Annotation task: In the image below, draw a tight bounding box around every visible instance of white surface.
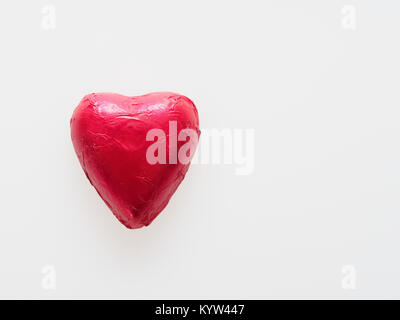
[0,0,399,299]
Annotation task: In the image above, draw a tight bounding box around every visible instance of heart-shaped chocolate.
[70,92,200,229]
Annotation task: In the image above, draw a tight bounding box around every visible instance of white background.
[0,0,399,299]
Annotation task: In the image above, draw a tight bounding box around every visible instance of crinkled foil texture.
[70,92,200,229]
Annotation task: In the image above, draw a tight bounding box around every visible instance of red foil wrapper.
[70,92,200,229]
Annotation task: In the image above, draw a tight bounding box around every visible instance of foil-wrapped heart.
[70,92,200,229]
